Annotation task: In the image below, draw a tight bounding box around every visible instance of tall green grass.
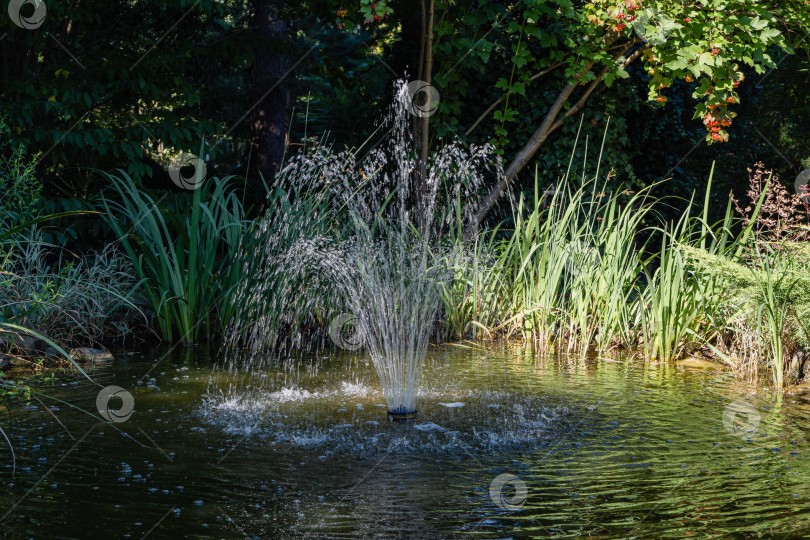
[441,230,506,340]
[440,159,805,388]
[638,173,735,360]
[444,167,654,351]
[101,172,247,343]
[89,136,807,389]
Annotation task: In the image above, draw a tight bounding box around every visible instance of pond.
[1,342,809,538]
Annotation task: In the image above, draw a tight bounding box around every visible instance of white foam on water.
[414,422,446,432]
[268,388,316,403]
[199,379,581,456]
[209,396,252,412]
[292,434,329,447]
[340,381,373,397]
[222,423,260,437]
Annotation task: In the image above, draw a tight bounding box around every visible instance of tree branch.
[464,39,643,237]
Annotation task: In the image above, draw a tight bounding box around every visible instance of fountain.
[333,229,442,420]
[216,81,504,421]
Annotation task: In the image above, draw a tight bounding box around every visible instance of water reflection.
[0,342,808,538]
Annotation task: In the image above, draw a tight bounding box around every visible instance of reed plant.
[443,166,653,350]
[441,226,506,340]
[753,250,794,387]
[101,172,247,343]
[639,223,707,361]
[439,157,802,383]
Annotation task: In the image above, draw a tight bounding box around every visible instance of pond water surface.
[1,342,809,538]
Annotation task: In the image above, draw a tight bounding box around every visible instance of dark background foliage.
[1,0,808,245]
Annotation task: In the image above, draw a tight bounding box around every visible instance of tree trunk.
[249,0,288,187]
[415,0,435,229]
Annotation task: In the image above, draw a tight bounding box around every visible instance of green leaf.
[667,58,688,70]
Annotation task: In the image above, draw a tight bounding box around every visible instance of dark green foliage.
[0,121,41,228]
[1,0,251,190]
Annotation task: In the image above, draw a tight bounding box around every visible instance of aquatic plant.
[441,122,653,352]
[1,236,143,346]
[101,172,247,342]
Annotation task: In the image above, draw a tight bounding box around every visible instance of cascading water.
[215,81,504,420]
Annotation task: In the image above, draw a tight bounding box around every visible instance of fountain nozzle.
[388,409,417,421]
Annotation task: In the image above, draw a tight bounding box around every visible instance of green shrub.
[0,121,42,231]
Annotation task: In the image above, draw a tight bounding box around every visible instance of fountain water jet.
[336,225,442,419]
[220,81,505,419]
